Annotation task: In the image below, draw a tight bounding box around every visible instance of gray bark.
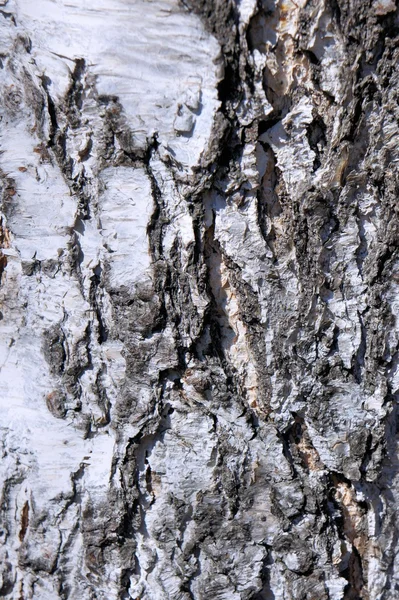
[1,0,399,598]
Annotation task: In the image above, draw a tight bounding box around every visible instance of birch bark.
[1,1,399,599]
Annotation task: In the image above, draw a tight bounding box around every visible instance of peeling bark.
[2,0,399,598]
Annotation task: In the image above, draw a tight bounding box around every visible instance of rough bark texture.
[1,0,399,598]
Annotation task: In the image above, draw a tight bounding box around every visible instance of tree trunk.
[1,0,399,598]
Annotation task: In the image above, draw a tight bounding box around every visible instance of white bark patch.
[99,167,153,291]
[15,0,222,168]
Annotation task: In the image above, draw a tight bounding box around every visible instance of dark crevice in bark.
[40,75,58,148]
[89,265,108,344]
[329,472,367,599]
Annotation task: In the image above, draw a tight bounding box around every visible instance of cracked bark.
[1,0,399,598]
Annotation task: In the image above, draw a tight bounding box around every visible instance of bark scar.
[19,500,29,542]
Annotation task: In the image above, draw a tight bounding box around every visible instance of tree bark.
[1,0,399,598]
